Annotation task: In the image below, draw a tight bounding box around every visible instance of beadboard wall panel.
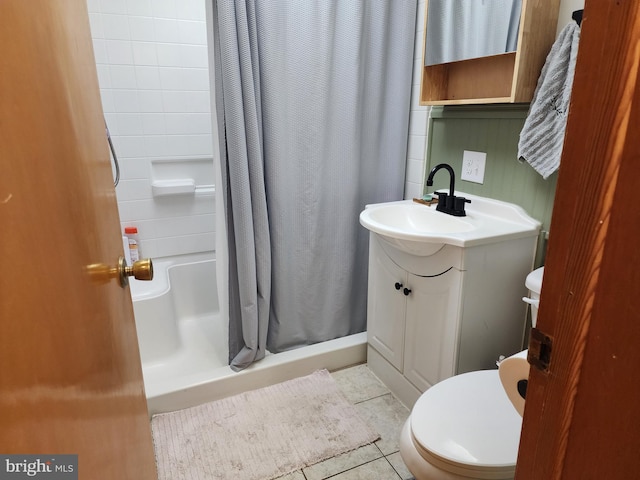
[425,106,558,266]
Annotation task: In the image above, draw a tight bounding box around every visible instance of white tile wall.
[87,0,215,259]
[89,0,429,257]
[404,0,430,201]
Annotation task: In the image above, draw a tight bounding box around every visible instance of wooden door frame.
[516,1,640,478]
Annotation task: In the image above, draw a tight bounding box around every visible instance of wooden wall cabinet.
[420,0,561,105]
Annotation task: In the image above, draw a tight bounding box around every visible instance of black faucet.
[425,163,471,217]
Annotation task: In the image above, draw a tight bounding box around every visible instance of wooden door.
[0,1,157,478]
[516,1,640,478]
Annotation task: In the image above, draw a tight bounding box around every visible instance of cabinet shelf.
[420,0,560,105]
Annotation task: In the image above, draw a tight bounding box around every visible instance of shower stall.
[130,257,365,415]
[89,0,420,413]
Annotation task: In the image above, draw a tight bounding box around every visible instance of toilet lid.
[410,370,522,475]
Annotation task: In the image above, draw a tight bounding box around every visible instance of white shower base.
[130,252,367,415]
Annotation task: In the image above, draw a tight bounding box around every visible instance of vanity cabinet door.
[366,237,408,371]
[403,268,463,391]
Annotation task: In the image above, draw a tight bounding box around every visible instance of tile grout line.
[384,456,405,480]
[319,456,400,480]
[352,391,393,405]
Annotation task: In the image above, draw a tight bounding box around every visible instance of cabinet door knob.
[394,282,403,290]
[403,287,412,296]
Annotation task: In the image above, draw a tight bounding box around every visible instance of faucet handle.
[431,190,448,207]
[453,196,471,216]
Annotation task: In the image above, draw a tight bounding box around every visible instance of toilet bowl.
[399,267,544,480]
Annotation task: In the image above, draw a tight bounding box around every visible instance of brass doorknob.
[85,256,154,287]
[118,257,153,287]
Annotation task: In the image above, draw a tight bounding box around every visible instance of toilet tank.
[525,267,544,327]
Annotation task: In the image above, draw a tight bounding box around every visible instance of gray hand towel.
[517,22,581,179]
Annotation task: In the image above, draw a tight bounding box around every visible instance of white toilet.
[399,267,544,480]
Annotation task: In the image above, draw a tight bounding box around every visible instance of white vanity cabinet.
[365,231,537,408]
[367,235,462,392]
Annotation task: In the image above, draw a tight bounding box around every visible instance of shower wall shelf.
[151,179,215,197]
[419,0,560,105]
[150,158,215,197]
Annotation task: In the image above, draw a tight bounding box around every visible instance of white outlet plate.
[461,150,486,184]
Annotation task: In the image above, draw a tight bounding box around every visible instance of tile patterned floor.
[276,364,415,480]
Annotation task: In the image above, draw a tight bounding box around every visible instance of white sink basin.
[365,203,474,235]
[360,194,541,255]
